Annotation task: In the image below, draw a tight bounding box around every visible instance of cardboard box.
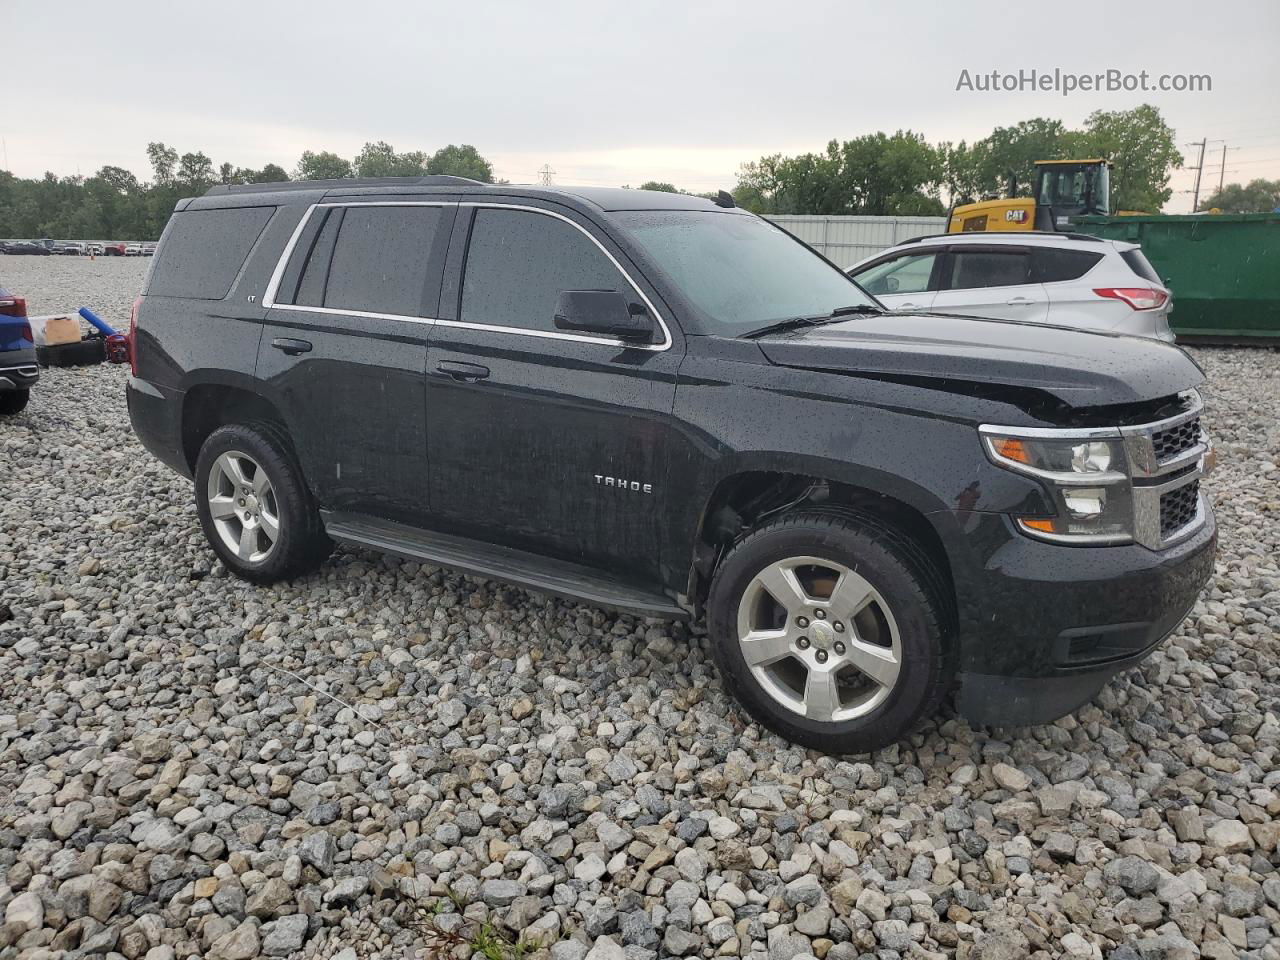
[30,315,82,346]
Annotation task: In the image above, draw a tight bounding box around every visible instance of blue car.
[0,287,38,414]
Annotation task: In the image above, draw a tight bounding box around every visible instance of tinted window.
[289,208,343,308]
[1121,249,1162,284]
[461,209,627,333]
[147,206,274,300]
[1032,247,1104,283]
[853,253,937,296]
[321,206,442,316]
[947,250,1031,289]
[613,210,876,336]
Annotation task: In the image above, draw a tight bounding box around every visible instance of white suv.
[846,232,1174,341]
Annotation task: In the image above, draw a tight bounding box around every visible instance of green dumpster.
[1072,212,1280,342]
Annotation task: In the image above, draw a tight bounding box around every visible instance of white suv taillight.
[1093,287,1168,311]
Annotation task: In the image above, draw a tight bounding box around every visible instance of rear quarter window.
[1032,247,1104,283]
[1120,248,1163,284]
[146,206,275,300]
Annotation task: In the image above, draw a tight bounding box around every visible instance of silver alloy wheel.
[206,450,280,563]
[736,555,902,722]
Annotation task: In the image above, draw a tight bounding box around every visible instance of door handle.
[271,337,313,355]
[900,302,919,310]
[436,360,490,382]
[1006,297,1036,306]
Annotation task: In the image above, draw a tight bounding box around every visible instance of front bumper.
[953,506,1216,726]
[0,348,39,392]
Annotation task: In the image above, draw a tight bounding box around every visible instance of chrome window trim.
[261,200,674,352]
[453,202,672,352]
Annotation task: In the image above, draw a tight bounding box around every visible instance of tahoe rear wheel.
[194,422,331,583]
[707,511,952,754]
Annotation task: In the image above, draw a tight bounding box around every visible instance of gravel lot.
[2,257,1278,960]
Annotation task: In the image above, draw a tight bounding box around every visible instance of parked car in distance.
[846,231,1175,341]
[126,177,1215,752]
[2,240,52,256]
[0,287,38,415]
[124,243,143,256]
[103,242,127,256]
[56,241,86,256]
[88,243,105,256]
[141,243,156,256]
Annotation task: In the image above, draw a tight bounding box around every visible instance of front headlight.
[980,429,1134,543]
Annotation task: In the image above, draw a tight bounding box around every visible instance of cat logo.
[1005,209,1028,223]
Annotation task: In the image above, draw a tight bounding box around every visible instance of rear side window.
[1121,248,1162,284]
[947,249,1031,289]
[324,206,443,316]
[147,206,274,300]
[291,209,344,308]
[1032,247,1104,283]
[460,208,627,333]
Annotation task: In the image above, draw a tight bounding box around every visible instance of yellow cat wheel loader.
[947,159,1111,232]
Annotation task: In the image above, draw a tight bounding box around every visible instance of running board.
[322,512,689,620]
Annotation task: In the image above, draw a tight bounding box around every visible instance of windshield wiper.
[829,303,883,317]
[740,304,882,339]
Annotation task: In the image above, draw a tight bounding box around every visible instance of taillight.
[0,297,27,317]
[20,323,33,343]
[1093,287,1168,311]
[128,295,142,376]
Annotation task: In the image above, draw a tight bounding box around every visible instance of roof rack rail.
[897,230,1104,245]
[204,175,485,196]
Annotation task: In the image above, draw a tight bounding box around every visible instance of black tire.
[194,421,332,584]
[36,338,105,368]
[0,390,30,415]
[707,509,953,754]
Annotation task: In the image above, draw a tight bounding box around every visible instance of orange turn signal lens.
[1017,517,1058,534]
[991,437,1032,464]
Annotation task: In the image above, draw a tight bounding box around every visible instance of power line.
[536,164,556,186]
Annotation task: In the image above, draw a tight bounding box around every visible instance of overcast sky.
[8,0,1279,212]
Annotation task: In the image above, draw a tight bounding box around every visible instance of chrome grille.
[1152,416,1201,462]
[1160,480,1200,540]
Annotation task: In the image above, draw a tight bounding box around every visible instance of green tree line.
[5,107,1268,239]
[731,105,1185,216]
[0,141,495,240]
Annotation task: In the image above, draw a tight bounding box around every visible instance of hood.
[755,312,1203,408]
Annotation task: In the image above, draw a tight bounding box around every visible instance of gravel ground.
[2,257,1278,960]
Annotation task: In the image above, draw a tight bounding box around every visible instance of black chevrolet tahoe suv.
[126,177,1216,753]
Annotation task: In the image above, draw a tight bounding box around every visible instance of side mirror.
[883,276,900,293]
[554,290,655,341]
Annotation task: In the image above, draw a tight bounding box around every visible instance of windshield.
[613,210,878,336]
[1036,164,1110,215]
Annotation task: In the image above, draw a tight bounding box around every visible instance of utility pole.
[1187,139,1207,212]
[537,164,556,186]
[1218,143,1228,194]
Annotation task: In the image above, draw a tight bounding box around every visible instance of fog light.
[1063,487,1106,518]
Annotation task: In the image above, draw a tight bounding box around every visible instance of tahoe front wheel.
[707,510,952,754]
